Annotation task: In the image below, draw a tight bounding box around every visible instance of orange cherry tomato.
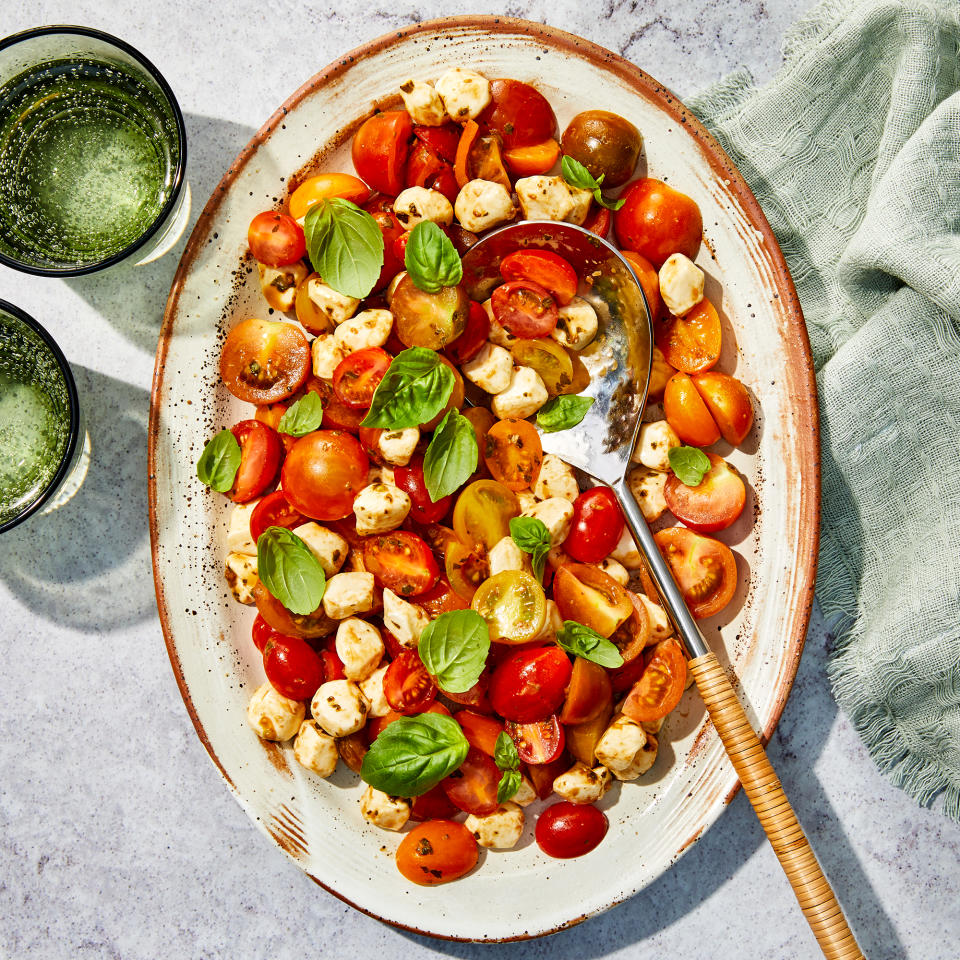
[552,563,633,638]
[621,249,662,323]
[648,344,676,400]
[461,406,496,481]
[663,453,746,532]
[332,346,392,409]
[621,637,687,723]
[609,589,652,666]
[351,110,412,196]
[482,418,543,491]
[663,371,721,447]
[558,656,613,725]
[491,279,558,339]
[566,701,614,765]
[481,79,558,150]
[227,420,283,503]
[441,746,501,816]
[503,137,561,176]
[253,581,335,640]
[307,377,365,434]
[500,250,578,306]
[525,751,571,800]
[691,371,755,445]
[656,297,722,374]
[383,648,438,715]
[456,710,504,756]
[220,318,311,405]
[247,211,305,267]
[654,527,738,619]
[396,820,478,886]
[506,715,565,764]
[294,273,334,335]
[614,177,703,269]
[445,540,489,602]
[280,430,369,521]
[416,576,470,618]
[468,132,512,192]
[366,702,450,743]
[454,120,480,189]
[288,173,370,220]
[363,531,439,597]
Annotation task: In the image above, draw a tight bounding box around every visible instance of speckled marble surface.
[0,2,957,957]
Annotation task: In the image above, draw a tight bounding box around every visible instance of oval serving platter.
[149,17,819,941]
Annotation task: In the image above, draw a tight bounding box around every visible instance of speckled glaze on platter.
[149,17,819,941]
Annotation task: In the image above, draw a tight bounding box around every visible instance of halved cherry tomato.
[663,453,745,532]
[332,347,392,410]
[263,635,323,701]
[453,120,480,189]
[609,648,648,696]
[253,581,335,640]
[420,355,464,432]
[656,297,721,374]
[664,371,721,447]
[614,177,703,269]
[648,344,676,400]
[558,657,612,725]
[220,318,311,405]
[443,671,494,714]
[281,430,369,521]
[227,420,283,503]
[654,527,738,619]
[509,337,574,396]
[452,480,520,551]
[552,563,633,638]
[318,637,346,683]
[395,454,453,524]
[409,784,458,822]
[481,79,558,150]
[247,211,306,267]
[249,490,305,543]
[391,274,469,349]
[254,399,294,453]
[405,139,447,189]
[582,204,612,239]
[445,540,489,601]
[691,371,754,445]
[472,570,547,644]
[491,279,558,339]
[506,715,565,764]
[621,249,662,323]
[566,701,614,765]
[364,202,406,292]
[252,613,279,653]
[307,377,366,433]
[503,138,560,176]
[525,751,571,799]
[622,637,687,723]
[446,224,479,256]
[489,645,572,722]
[288,173,370,220]
[444,301,490,365]
[467,133,511,191]
[536,801,608,859]
[352,111,412,196]
[357,426,386,466]
[363,531,439,597]
[413,123,461,163]
[456,711,503,756]
[500,250,578,306]
[366,702,450,742]
[609,589,652,666]
[426,165,459,204]
[396,820,478,885]
[483,418,543,491]
[441,746,500,816]
[383,648,438,715]
[562,487,624,563]
[416,576,469,618]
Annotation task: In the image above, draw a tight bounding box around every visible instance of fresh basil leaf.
[303,198,384,299]
[593,190,625,212]
[256,526,326,616]
[497,768,521,804]
[277,392,323,437]
[196,429,241,492]
[418,609,490,694]
[404,220,463,293]
[361,713,469,797]
[361,347,455,429]
[668,445,711,487]
[509,516,551,582]
[423,409,478,502]
[560,155,625,212]
[494,731,520,772]
[556,620,624,668]
[537,394,594,433]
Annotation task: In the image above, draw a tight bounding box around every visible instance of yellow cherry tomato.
[510,338,575,396]
[471,571,547,643]
[452,480,520,552]
[288,173,370,221]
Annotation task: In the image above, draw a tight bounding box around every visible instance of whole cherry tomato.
[351,111,412,196]
[614,177,703,269]
[395,820,478,885]
[247,211,305,267]
[535,801,608,859]
[281,430,369,521]
[263,635,324,701]
[691,371,754,446]
[489,646,572,723]
[227,420,283,503]
[562,487,624,563]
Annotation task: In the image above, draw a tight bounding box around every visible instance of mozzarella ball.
[378,427,419,467]
[461,342,513,394]
[610,734,659,781]
[310,679,370,737]
[393,186,453,229]
[382,588,431,648]
[659,253,705,317]
[226,499,260,555]
[225,552,258,605]
[435,67,491,120]
[485,303,520,349]
[551,297,598,351]
[258,261,307,312]
[293,719,338,777]
[247,683,305,741]
[358,663,390,717]
[553,762,612,804]
[454,179,516,233]
[491,365,549,420]
[335,617,385,681]
[633,420,681,472]
[534,454,580,502]
[464,802,525,849]
[322,572,376,620]
[353,482,411,536]
[595,714,648,773]
[292,522,348,577]
[635,592,673,640]
[398,78,447,125]
[515,176,592,225]
[598,556,630,586]
[512,775,537,807]
[488,536,530,576]
[311,333,348,380]
[610,526,643,569]
[522,497,574,547]
[306,278,359,326]
[334,309,393,353]
[360,785,411,831]
[627,466,668,523]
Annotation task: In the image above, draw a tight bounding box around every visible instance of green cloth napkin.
[688,0,960,819]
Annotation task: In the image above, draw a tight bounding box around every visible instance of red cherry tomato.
[394,453,452,524]
[220,319,311,406]
[442,671,494,714]
[481,79,558,150]
[441,746,501,816]
[247,211,305,267]
[318,641,346,683]
[332,347,392,410]
[444,301,490,365]
[500,251,578,306]
[456,710,504,756]
[364,199,406,292]
[351,111,412,196]
[228,420,283,503]
[562,487,625,564]
[405,139,447,189]
[363,531,439,597]
[253,581,335,640]
[249,490,304,543]
[416,576,469,618]
[491,280,558,339]
[663,452,746,532]
[506,715,565,764]
[525,752,571,800]
[304,377,366,434]
[252,614,280,653]
[426,165,458,204]
[413,123,461,162]
[280,430,369,521]
[409,784,459,822]
[654,527,738,619]
[535,801,608,858]
[621,637,687,723]
[383,648,438,714]
[396,819,478,885]
[263,635,324,701]
[613,177,703,269]
[582,204,612,238]
[489,646,573,723]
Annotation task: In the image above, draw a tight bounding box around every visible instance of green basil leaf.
[404,220,463,293]
[668,445,711,487]
[418,609,490,694]
[361,347,455,429]
[509,516,551,582]
[537,394,595,433]
[556,619,624,668]
[561,155,600,192]
[423,409,479,502]
[494,731,520,772]
[256,526,326,616]
[360,713,469,797]
[303,198,384,299]
[277,392,323,437]
[196,429,241,492]
[497,768,521,805]
[593,188,626,212]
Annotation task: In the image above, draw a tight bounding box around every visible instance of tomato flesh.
[441,746,501,816]
[500,250,578,306]
[409,784,458,822]
[363,531,439,597]
[622,637,687,723]
[444,300,490,365]
[654,527,738,619]
[562,487,624,563]
[489,646,572,722]
[395,454,453,524]
[263,635,323,701]
[483,418,543,492]
[249,490,305,543]
[413,123,461,163]
[281,430,369,521]
[352,111,412,196]
[228,419,283,503]
[536,801,608,859]
[220,319,311,405]
[332,347,392,410]
[491,280,558,339]
[656,297,721,374]
[663,453,746,532]
[552,563,633,638]
[247,211,305,267]
[396,820,478,885]
[506,715,565,764]
[383,649,438,715]
[456,711,504,756]
[558,656,612,725]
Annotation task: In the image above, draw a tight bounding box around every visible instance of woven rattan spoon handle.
[688,653,865,959]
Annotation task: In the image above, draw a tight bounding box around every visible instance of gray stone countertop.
[1,1,956,957]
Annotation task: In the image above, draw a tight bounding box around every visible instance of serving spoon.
[462,222,863,960]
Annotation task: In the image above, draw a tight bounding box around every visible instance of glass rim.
[0,299,81,534]
[0,24,188,277]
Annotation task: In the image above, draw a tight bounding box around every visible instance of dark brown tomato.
[561,110,643,188]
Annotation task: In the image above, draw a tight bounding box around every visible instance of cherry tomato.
[446,224,479,257]
[318,638,346,683]
[461,407,495,481]
[609,589,652,666]
[220,318,311,405]
[621,250,663,323]
[288,173,369,220]
[508,338,574,397]
[351,110,412,196]
[489,646,572,722]
[252,613,279,653]
[456,711,503,756]
[363,531,439,597]
[444,671,494,714]
[502,138,561,176]
[663,371,721,447]
[445,540,490,602]
[525,752,571,799]
[483,418,543,491]
[506,715,565,764]
[227,420,283,503]
[253,581,335,640]
[454,120,480,189]
[561,110,643,188]
[452,480,520,551]
[357,425,386,466]
[467,133,512,191]
[491,279,558,339]
[396,820,478,885]
[656,297,721,374]
[500,250,578,306]
[263,635,323,701]
[622,637,687,723]
[306,377,365,434]
[395,455,452,524]
[654,527,738,619]
[552,563,633,638]
[364,202,406,292]
[249,490,305,543]
[582,204,612,239]
[444,301,490,365]
[663,453,745,532]
[366,702,450,742]
[332,346,392,410]
[420,355,465,432]
[427,164,459,205]
[441,746,501,816]
[648,344,676,400]
[247,211,305,267]
[405,139,447,189]
[558,657,612,725]
[562,487,624,563]
[391,274,469,349]
[566,702,614,766]
[409,784,458,822]
[281,430,369,521]
[614,178,703,269]
[691,371,754,445]
[536,801,608,859]
[413,123,461,163]
[472,570,547,644]
[481,78,558,150]
[416,576,469,618]
[383,648,438,714]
